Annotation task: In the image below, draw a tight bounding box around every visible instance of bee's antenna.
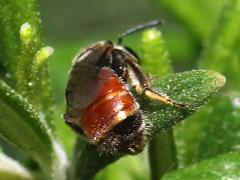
[117,20,164,45]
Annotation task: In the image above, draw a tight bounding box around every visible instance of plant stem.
[148,128,178,180]
[70,138,121,180]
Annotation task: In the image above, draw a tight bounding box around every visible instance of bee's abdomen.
[81,68,139,143]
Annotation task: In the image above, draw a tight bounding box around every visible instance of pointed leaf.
[140,70,225,135]
[0,0,42,78]
[0,80,68,179]
[163,152,240,179]
[0,152,33,180]
[0,0,55,129]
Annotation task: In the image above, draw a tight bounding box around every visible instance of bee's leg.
[124,57,187,109]
[142,87,187,108]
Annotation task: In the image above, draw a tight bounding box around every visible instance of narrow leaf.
[199,0,240,90]
[0,152,33,180]
[140,70,226,135]
[163,152,240,180]
[0,0,42,79]
[196,96,240,161]
[0,80,68,179]
[0,1,55,129]
[174,95,240,167]
[173,106,209,166]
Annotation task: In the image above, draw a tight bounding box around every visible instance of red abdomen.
[81,68,139,143]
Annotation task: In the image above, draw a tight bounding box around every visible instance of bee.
[64,20,186,154]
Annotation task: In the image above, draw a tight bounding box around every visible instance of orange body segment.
[81,68,139,143]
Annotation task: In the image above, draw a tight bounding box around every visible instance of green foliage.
[196,96,240,160]
[158,0,240,179]
[0,153,33,180]
[0,1,67,180]
[141,70,225,133]
[0,80,52,174]
[154,0,226,39]
[0,0,55,129]
[0,0,41,77]
[163,152,240,180]
[0,0,239,180]
[0,80,68,179]
[199,0,240,91]
[141,28,173,76]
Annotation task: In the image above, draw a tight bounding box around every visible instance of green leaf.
[0,152,33,180]
[173,106,209,166]
[199,0,240,91]
[0,0,55,129]
[0,80,68,179]
[154,0,226,39]
[172,94,240,178]
[196,96,240,161]
[141,70,225,135]
[162,152,240,179]
[174,95,240,167]
[0,0,42,79]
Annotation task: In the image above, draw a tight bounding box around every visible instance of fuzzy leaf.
[199,0,240,91]
[173,107,209,166]
[0,0,42,79]
[196,96,240,161]
[140,70,225,135]
[163,152,240,180]
[174,95,240,167]
[0,0,55,129]
[0,80,68,179]
[0,152,33,180]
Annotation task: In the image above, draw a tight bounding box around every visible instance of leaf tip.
[142,28,161,43]
[20,22,33,44]
[210,71,226,89]
[35,46,54,66]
